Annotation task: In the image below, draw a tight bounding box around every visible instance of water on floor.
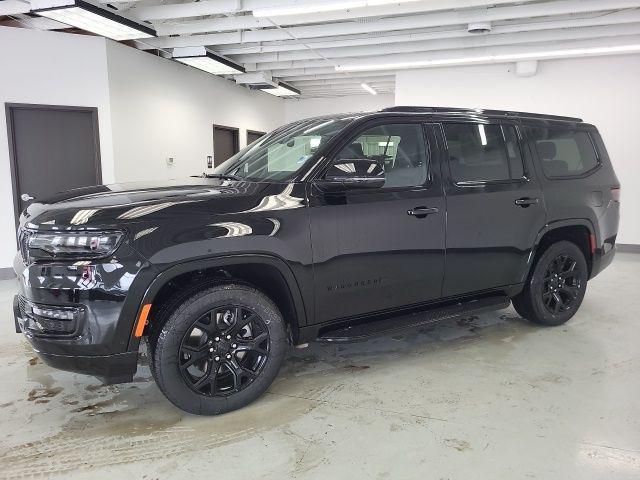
[0,254,638,479]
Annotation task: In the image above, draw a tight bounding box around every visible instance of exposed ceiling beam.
[262,0,532,25]
[155,15,271,36]
[284,71,396,81]
[127,0,532,23]
[276,67,340,77]
[299,87,395,96]
[245,29,640,71]
[234,23,640,65]
[292,76,395,86]
[333,34,640,71]
[218,10,640,59]
[299,80,396,87]
[141,0,640,49]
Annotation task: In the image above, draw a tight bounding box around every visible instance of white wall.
[283,93,394,123]
[0,27,115,268]
[396,55,640,245]
[106,42,285,182]
[0,27,287,268]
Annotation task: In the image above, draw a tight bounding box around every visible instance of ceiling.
[3,0,640,98]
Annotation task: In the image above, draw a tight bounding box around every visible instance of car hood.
[20,177,306,229]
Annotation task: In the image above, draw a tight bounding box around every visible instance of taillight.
[611,186,621,202]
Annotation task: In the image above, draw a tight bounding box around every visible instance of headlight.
[27,230,124,259]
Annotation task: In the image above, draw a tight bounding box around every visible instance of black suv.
[13,106,620,415]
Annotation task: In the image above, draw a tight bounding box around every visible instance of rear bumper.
[590,242,616,279]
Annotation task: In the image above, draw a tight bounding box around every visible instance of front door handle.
[407,206,439,218]
[515,197,539,207]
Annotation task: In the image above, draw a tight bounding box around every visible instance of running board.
[316,295,511,343]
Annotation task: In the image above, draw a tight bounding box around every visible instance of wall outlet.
[166,157,175,167]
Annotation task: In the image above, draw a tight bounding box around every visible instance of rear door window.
[529,127,599,177]
[443,123,525,182]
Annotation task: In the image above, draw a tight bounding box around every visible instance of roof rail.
[382,106,583,123]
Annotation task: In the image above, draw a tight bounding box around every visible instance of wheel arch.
[128,255,308,350]
[529,219,596,279]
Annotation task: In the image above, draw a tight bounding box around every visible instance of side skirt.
[314,295,511,343]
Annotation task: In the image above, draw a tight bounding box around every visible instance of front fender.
[123,254,309,352]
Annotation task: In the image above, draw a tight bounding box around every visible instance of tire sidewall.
[528,241,588,326]
[152,284,287,415]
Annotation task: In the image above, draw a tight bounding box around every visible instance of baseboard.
[0,268,15,280]
[617,244,640,253]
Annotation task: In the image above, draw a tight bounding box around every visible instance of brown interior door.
[247,130,266,145]
[6,104,102,227]
[213,124,240,166]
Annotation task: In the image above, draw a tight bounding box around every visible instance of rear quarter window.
[529,127,600,178]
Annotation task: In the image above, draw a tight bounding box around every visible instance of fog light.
[20,297,82,335]
[31,305,77,320]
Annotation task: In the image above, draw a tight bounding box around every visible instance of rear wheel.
[512,241,588,326]
[149,284,287,415]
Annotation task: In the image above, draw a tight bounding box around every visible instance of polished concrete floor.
[0,254,638,479]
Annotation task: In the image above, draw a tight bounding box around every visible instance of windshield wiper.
[200,173,241,181]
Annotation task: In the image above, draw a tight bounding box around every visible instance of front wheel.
[512,241,588,326]
[149,284,288,415]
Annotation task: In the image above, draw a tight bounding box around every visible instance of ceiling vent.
[467,21,492,34]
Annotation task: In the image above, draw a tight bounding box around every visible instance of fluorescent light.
[173,46,245,75]
[360,82,377,95]
[33,0,155,41]
[253,0,420,17]
[336,44,640,72]
[259,82,301,97]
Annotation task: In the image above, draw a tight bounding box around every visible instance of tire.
[512,240,588,326]
[149,283,288,415]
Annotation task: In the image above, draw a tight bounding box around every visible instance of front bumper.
[13,244,149,383]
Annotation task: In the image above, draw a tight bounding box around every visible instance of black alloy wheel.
[512,240,588,326]
[541,253,583,315]
[150,284,288,415]
[178,305,270,397]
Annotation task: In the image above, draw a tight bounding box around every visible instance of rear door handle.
[515,197,539,207]
[407,206,439,218]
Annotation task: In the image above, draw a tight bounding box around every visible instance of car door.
[439,121,547,297]
[308,120,446,325]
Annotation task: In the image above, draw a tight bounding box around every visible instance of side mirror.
[315,158,385,191]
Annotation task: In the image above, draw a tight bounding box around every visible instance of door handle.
[21,193,34,202]
[515,197,539,207]
[407,206,439,218]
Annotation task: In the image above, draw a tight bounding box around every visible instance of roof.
[382,106,583,123]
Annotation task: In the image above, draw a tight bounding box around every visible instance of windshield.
[212,117,354,182]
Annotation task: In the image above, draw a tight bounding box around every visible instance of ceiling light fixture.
[252,0,421,17]
[360,82,378,95]
[173,46,245,75]
[256,81,301,97]
[336,44,640,72]
[32,0,155,41]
